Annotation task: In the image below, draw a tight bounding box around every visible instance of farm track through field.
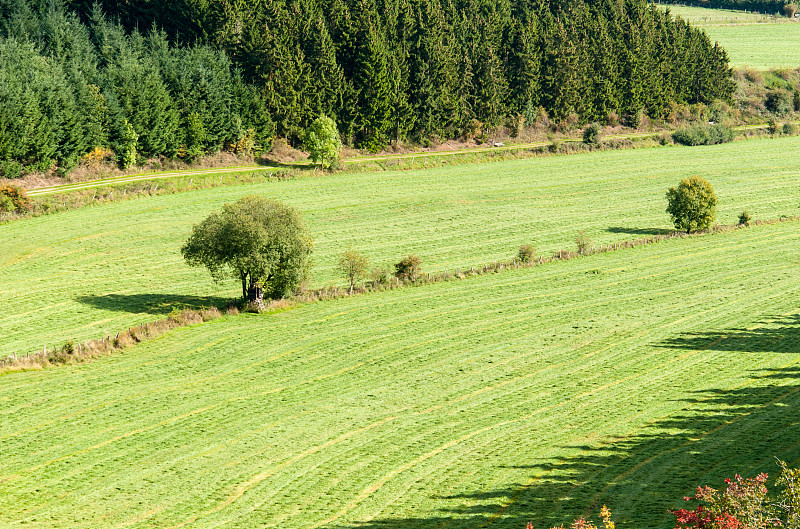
[23,125,774,197]
[1,221,799,528]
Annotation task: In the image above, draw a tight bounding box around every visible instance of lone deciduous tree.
[303,115,342,168]
[666,176,717,233]
[181,196,313,302]
[338,248,368,294]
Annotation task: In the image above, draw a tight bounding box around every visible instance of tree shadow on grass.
[76,293,233,315]
[328,321,800,529]
[606,226,675,236]
[659,314,800,354]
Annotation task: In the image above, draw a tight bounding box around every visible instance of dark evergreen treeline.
[0,0,273,176]
[71,0,734,152]
[0,0,734,175]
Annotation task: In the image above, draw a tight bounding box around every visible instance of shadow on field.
[606,226,675,236]
[659,314,800,354]
[331,365,800,529]
[76,293,232,315]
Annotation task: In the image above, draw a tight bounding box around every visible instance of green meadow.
[1,220,799,528]
[703,24,800,69]
[657,4,800,69]
[3,136,800,357]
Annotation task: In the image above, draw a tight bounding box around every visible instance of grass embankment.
[1,220,799,528]
[657,5,800,70]
[2,136,800,357]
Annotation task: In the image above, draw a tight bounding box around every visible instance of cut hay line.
[166,415,402,529]
[26,404,219,474]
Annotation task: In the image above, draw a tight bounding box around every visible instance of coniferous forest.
[0,0,734,176]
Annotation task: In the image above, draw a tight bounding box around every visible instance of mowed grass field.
[658,5,800,69]
[703,24,800,69]
[1,220,799,528]
[3,136,800,357]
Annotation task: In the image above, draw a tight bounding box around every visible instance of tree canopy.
[181,196,313,301]
[666,176,718,233]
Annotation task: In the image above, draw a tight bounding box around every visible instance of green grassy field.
[656,4,800,69]
[1,220,799,528]
[661,5,787,24]
[3,136,800,357]
[702,24,800,69]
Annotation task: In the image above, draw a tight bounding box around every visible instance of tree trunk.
[247,281,264,303]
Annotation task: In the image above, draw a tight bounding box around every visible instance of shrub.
[0,184,32,213]
[666,176,718,233]
[200,307,222,321]
[81,147,114,168]
[518,244,536,263]
[394,254,422,281]
[784,122,797,135]
[0,160,23,179]
[768,119,781,135]
[583,122,602,145]
[533,505,615,529]
[784,4,798,17]
[575,231,594,254]
[739,210,752,226]
[775,460,800,528]
[707,100,733,124]
[672,124,735,146]
[328,153,343,171]
[766,89,793,116]
[669,467,800,529]
[370,267,392,284]
[48,343,75,365]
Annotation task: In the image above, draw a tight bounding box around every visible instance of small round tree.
[303,115,342,169]
[181,196,313,302]
[666,176,717,233]
[338,248,368,294]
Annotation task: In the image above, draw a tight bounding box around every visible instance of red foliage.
[672,473,780,529]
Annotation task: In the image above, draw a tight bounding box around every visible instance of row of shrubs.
[310,213,780,305]
[5,208,797,371]
[0,307,225,373]
[672,123,736,146]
